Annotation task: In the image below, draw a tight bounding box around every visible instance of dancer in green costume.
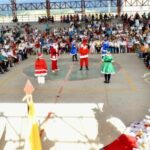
[101,51,115,83]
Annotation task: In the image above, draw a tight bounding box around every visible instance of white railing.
[0,10,149,23]
[0,12,115,23]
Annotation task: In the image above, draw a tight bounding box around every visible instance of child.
[34,53,48,84]
[101,51,115,83]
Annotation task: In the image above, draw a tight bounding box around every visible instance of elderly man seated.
[0,50,9,73]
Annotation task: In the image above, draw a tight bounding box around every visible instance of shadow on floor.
[92,104,122,146]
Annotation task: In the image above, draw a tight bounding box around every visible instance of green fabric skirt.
[101,62,116,74]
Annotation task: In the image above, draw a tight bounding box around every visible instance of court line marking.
[54,63,74,103]
[143,72,150,84]
[122,69,137,92]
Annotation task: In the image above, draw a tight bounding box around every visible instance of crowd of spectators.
[0,12,150,74]
[60,12,150,58]
[0,24,30,74]
[38,16,54,23]
[60,13,113,23]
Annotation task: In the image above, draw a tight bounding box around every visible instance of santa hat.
[37,52,43,58]
[82,38,88,44]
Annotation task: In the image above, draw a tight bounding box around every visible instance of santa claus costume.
[79,39,89,70]
[50,43,59,72]
[34,53,48,84]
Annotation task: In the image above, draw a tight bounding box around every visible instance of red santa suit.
[34,53,47,76]
[34,53,48,84]
[79,39,89,70]
[50,44,59,72]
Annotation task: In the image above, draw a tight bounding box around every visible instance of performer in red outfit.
[50,43,59,72]
[34,53,48,84]
[79,39,89,70]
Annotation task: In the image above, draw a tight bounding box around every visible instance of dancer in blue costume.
[70,41,78,61]
[101,39,109,58]
[101,50,116,83]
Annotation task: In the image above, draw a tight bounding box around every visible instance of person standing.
[79,39,89,70]
[50,43,59,72]
[89,39,96,54]
[70,40,78,61]
[101,39,109,58]
[34,53,48,84]
[34,38,41,54]
[101,51,115,83]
